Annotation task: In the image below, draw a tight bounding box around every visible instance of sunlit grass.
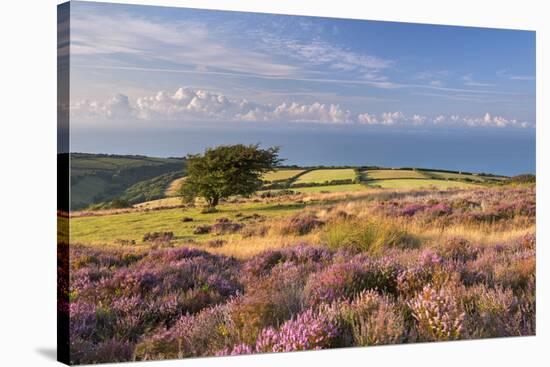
[366,179,480,189]
[293,169,356,184]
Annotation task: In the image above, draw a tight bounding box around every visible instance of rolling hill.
[70,153,185,210]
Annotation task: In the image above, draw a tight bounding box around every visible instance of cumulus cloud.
[72,87,351,124]
[357,111,532,128]
[381,111,406,125]
[71,87,533,129]
[357,112,378,125]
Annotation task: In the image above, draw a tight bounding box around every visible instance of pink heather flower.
[408,285,465,341]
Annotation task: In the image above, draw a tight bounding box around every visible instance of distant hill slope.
[70,153,185,210]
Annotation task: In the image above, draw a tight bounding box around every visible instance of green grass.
[70,201,305,245]
[322,219,419,253]
[165,177,186,197]
[423,170,506,182]
[71,176,111,209]
[70,153,185,209]
[364,169,429,180]
[293,169,356,184]
[365,179,481,189]
[119,171,184,205]
[292,184,367,193]
[71,153,181,172]
[263,169,305,182]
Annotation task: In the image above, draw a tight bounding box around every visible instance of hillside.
[69,154,512,212]
[70,153,185,209]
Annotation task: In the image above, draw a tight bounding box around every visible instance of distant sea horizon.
[69,123,535,176]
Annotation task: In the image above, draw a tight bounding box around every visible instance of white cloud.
[357,112,378,125]
[72,87,351,124]
[462,74,494,87]
[496,69,535,81]
[71,87,533,129]
[381,111,406,125]
[434,115,446,124]
[412,114,427,125]
[71,12,299,78]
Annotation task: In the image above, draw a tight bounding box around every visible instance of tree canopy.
[179,144,281,208]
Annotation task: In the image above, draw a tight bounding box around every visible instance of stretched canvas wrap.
[57,1,536,365]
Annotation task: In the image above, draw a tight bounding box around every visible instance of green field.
[366,178,481,189]
[423,170,506,182]
[291,184,366,193]
[364,169,429,180]
[262,169,305,182]
[70,153,501,211]
[70,200,305,245]
[293,169,356,184]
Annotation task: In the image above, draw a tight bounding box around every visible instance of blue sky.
[69,1,535,129]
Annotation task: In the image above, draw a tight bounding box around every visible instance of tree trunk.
[209,196,219,208]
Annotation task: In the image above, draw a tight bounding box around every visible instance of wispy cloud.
[71,11,299,78]
[461,74,494,87]
[496,69,535,81]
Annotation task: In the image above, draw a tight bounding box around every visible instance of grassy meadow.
[294,168,356,184]
[62,157,535,364]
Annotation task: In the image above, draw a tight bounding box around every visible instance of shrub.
[142,232,174,243]
[408,285,465,341]
[242,244,332,279]
[211,218,243,234]
[240,224,269,238]
[193,225,212,235]
[463,285,523,338]
[280,214,324,235]
[304,258,400,306]
[231,262,307,344]
[135,303,238,360]
[342,290,405,346]
[323,219,419,254]
[437,238,480,262]
[255,308,338,353]
[181,217,194,222]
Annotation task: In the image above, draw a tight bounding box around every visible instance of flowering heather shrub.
[396,250,454,298]
[216,343,254,356]
[219,308,338,356]
[255,309,338,352]
[66,186,536,361]
[279,214,324,235]
[69,247,242,363]
[400,203,427,217]
[304,257,400,306]
[242,244,332,279]
[408,285,465,341]
[462,285,524,338]
[231,262,308,344]
[494,254,535,291]
[437,238,480,262]
[334,290,405,346]
[71,338,133,365]
[518,233,536,251]
[135,303,238,360]
[211,217,244,234]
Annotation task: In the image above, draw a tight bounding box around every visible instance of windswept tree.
[179,144,281,208]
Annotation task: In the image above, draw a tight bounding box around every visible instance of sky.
[66,1,536,174]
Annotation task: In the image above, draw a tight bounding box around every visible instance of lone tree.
[179,144,281,208]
